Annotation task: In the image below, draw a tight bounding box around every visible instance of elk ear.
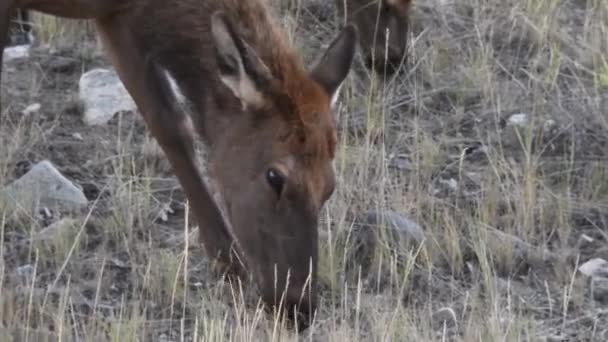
[309,24,358,108]
[211,11,272,110]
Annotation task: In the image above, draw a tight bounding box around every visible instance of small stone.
[389,153,412,171]
[579,258,608,279]
[543,119,557,133]
[432,307,458,329]
[79,68,137,126]
[72,133,84,141]
[439,178,458,191]
[16,264,35,284]
[507,113,528,127]
[22,103,41,116]
[17,264,35,277]
[1,160,88,214]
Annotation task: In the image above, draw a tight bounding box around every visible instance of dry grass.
[2,0,608,340]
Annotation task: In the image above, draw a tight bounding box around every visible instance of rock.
[501,113,567,154]
[388,153,412,171]
[16,264,35,278]
[579,258,608,279]
[342,210,425,276]
[432,307,458,329]
[78,68,137,125]
[433,178,459,195]
[485,228,556,264]
[22,103,41,116]
[507,113,529,127]
[3,44,30,62]
[364,210,426,245]
[35,218,78,241]
[1,160,88,214]
[543,119,557,133]
[579,258,608,304]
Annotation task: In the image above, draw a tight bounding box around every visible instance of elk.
[0,0,358,330]
[7,9,32,46]
[334,0,413,74]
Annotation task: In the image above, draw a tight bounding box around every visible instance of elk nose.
[284,291,317,331]
[366,48,406,75]
[261,282,317,331]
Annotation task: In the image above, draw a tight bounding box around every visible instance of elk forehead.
[281,70,338,162]
[272,71,338,205]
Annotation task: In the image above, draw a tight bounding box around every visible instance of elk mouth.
[365,54,406,75]
[207,178,316,331]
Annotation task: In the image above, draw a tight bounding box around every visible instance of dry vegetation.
[1,0,608,340]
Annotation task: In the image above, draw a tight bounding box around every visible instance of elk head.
[335,0,412,74]
[208,12,357,329]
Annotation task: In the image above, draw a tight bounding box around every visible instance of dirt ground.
[1,0,608,341]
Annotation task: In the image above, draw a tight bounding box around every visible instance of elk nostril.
[285,298,315,331]
[366,57,399,75]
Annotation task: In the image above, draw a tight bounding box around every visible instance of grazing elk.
[8,9,33,46]
[334,0,413,74]
[0,0,358,330]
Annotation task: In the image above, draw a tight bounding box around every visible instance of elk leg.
[0,2,15,123]
[94,16,244,277]
[12,9,32,45]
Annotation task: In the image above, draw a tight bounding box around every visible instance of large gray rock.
[79,68,137,125]
[364,210,426,245]
[1,160,88,214]
[339,210,426,277]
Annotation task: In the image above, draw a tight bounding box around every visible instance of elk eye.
[266,168,285,196]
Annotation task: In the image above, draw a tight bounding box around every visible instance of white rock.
[3,44,30,62]
[438,178,459,191]
[1,160,88,214]
[579,258,608,280]
[507,113,528,127]
[22,103,41,116]
[16,264,35,278]
[79,68,137,126]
